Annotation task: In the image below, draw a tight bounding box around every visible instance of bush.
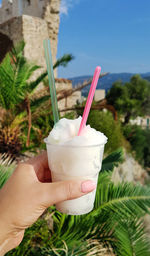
[123,124,150,168]
[144,129,150,167]
[87,110,123,153]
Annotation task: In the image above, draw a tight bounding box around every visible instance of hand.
[0,152,96,255]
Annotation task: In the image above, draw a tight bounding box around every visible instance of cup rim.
[44,137,107,148]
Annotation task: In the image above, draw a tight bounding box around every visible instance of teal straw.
[43,39,59,124]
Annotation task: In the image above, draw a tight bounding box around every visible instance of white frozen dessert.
[45,117,107,215]
[47,116,107,146]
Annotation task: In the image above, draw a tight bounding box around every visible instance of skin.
[0,152,96,255]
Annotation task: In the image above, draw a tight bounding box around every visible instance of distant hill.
[69,72,150,96]
[145,76,150,81]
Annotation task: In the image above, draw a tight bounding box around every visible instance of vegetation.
[123,124,150,168]
[0,42,74,157]
[0,41,48,154]
[106,74,150,168]
[106,75,150,124]
[87,110,123,153]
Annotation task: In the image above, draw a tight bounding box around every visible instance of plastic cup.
[44,138,106,215]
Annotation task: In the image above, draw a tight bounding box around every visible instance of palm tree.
[0,42,74,152]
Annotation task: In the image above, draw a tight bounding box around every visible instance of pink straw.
[78,66,101,136]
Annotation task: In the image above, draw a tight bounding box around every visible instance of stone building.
[0,0,82,112]
[0,0,61,77]
[94,89,105,102]
[130,116,150,129]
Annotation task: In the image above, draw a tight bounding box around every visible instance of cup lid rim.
[44,137,107,148]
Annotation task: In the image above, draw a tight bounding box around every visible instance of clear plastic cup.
[44,138,106,215]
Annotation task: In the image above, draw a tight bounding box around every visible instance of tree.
[0,42,74,149]
[123,124,150,168]
[0,41,48,148]
[106,75,150,124]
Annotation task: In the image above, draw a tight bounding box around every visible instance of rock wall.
[112,152,147,185]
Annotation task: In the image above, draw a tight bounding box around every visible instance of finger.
[26,151,49,171]
[42,168,52,183]
[25,152,51,182]
[40,180,96,207]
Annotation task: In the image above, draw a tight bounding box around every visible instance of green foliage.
[106,75,150,123]
[101,147,124,172]
[0,156,15,189]
[87,110,123,153]
[0,41,50,154]
[114,219,150,256]
[0,42,76,153]
[53,54,74,69]
[123,124,150,167]
[0,41,41,110]
[27,110,54,150]
[143,129,150,167]
[62,111,77,120]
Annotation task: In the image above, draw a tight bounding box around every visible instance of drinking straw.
[43,39,59,124]
[78,66,101,136]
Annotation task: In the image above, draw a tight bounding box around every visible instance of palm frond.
[53,54,74,69]
[0,42,41,110]
[0,54,15,109]
[10,111,27,129]
[0,154,15,189]
[93,180,150,218]
[101,147,124,172]
[114,219,150,256]
[50,173,150,252]
[31,95,50,111]
[10,40,25,65]
[28,71,48,95]
[35,239,112,256]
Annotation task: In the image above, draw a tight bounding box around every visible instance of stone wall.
[0,0,51,24]
[0,1,13,24]
[55,78,72,91]
[94,89,105,102]
[42,0,60,68]
[0,0,61,77]
[22,15,49,81]
[55,78,81,114]
[0,15,49,81]
[0,16,23,45]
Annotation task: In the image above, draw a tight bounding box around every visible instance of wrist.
[0,239,10,256]
[0,227,23,256]
[0,217,13,255]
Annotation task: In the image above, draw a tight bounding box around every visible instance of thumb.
[40,180,96,207]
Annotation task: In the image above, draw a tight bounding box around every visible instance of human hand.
[0,152,96,255]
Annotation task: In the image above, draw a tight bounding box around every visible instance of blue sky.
[0,0,150,77]
[58,0,150,78]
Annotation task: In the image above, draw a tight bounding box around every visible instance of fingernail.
[81,180,96,193]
